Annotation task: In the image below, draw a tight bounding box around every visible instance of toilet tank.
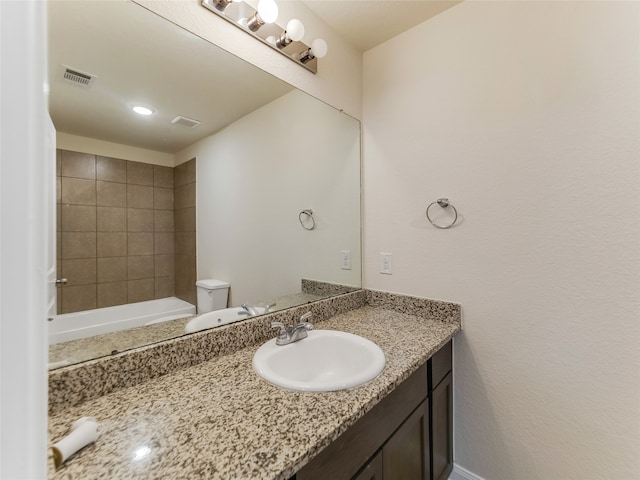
[195,279,230,314]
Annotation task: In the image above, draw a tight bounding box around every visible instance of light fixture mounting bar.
[201,0,318,74]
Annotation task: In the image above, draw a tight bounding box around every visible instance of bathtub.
[49,297,196,345]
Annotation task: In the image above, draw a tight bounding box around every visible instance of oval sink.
[252,330,385,392]
[185,306,266,333]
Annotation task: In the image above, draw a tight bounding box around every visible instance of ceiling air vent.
[171,116,201,128]
[62,66,96,87]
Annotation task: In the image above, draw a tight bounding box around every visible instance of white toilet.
[195,279,230,314]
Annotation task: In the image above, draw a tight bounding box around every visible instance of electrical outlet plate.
[341,250,351,270]
[380,253,392,275]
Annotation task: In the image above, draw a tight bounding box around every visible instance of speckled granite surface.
[49,290,367,413]
[301,279,359,297]
[48,305,460,480]
[49,292,328,370]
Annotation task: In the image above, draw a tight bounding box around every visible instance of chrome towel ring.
[299,209,315,230]
[426,198,458,229]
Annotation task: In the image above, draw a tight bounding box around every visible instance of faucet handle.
[271,322,287,334]
[299,312,313,323]
[265,303,276,313]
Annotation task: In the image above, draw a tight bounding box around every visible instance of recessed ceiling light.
[132,105,154,116]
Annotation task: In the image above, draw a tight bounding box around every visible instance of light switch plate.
[380,253,392,275]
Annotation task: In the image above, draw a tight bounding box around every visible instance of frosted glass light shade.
[311,38,328,58]
[257,0,278,24]
[286,19,305,42]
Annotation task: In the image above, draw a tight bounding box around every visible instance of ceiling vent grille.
[171,116,201,128]
[62,67,96,87]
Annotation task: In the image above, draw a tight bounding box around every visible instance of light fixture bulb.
[311,38,328,59]
[132,106,154,116]
[286,19,305,42]
[257,0,278,23]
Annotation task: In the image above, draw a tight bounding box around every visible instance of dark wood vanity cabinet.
[296,340,453,480]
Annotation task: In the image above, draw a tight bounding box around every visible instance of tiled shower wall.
[56,150,197,314]
[174,159,197,306]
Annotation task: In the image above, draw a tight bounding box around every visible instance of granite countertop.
[48,305,460,480]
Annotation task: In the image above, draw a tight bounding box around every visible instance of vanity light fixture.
[201,0,325,74]
[131,105,154,116]
[247,0,278,32]
[275,19,305,48]
[299,38,328,64]
[210,0,241,12]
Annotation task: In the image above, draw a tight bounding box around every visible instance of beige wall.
[178,90,361,306]
[363,1,640,479]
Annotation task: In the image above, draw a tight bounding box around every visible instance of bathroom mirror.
[48,0,361,368]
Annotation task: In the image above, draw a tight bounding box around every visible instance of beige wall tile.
[175,207,196,232]
[57,232,62,259]
[154,232,174,255]
[97,281,127,308]
[128,278,154,303]
[155,276,175,299]
[153,187,173,210]
[62,232,96,259]
[97,232,127,257]
[56,176,61,204]
[97,207,126,232]
[174,159,196,187]
[56,149,61,175]
[154,165,174,188]
[96,181,126,207]
[61,205,96,232]
[127,161,154,186]
[56,205,61,232]
[97,257,127,283]
[154,254,175,277]
[61,177,96,205]
[96,156,126,183]
[154,210,174,232]
[62,258,97,286]
[127,208,154,232]
[128,255,154,280]
[175,254,196,304]
[128,232,154,256]
[61,284,97,313]
[127,184,153,209]
[60,150,95,179]
[174,182,196,209]
[175,231,196,256]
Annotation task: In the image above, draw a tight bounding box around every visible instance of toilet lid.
[195,279,229,290]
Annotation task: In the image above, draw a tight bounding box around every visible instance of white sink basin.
[185,306,266,333]
[252,330,385,392]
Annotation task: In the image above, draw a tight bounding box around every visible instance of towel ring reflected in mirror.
[426,198,458,229]
[299,209,315,230]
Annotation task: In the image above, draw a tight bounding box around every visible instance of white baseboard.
[449,463,486,480]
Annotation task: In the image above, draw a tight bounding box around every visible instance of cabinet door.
[383,399,430,480]
[353,450,383,480]
[431,372,453,480]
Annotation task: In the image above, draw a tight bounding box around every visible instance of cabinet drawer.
[297,364,428,480]
[428,341,452,391]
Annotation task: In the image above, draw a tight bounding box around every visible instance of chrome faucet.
[241,303,258,316]
[271,312,314,346]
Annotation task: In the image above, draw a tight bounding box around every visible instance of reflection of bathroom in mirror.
[48,0,361,368]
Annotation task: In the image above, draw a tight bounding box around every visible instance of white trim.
[0,0,48,477]
[449,463,487,480]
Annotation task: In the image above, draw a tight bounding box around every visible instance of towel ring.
[299,209,315,230]
[426,198,458,229]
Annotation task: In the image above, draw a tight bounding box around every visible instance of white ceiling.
[48,1,292,154]
[302,0,461,52]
